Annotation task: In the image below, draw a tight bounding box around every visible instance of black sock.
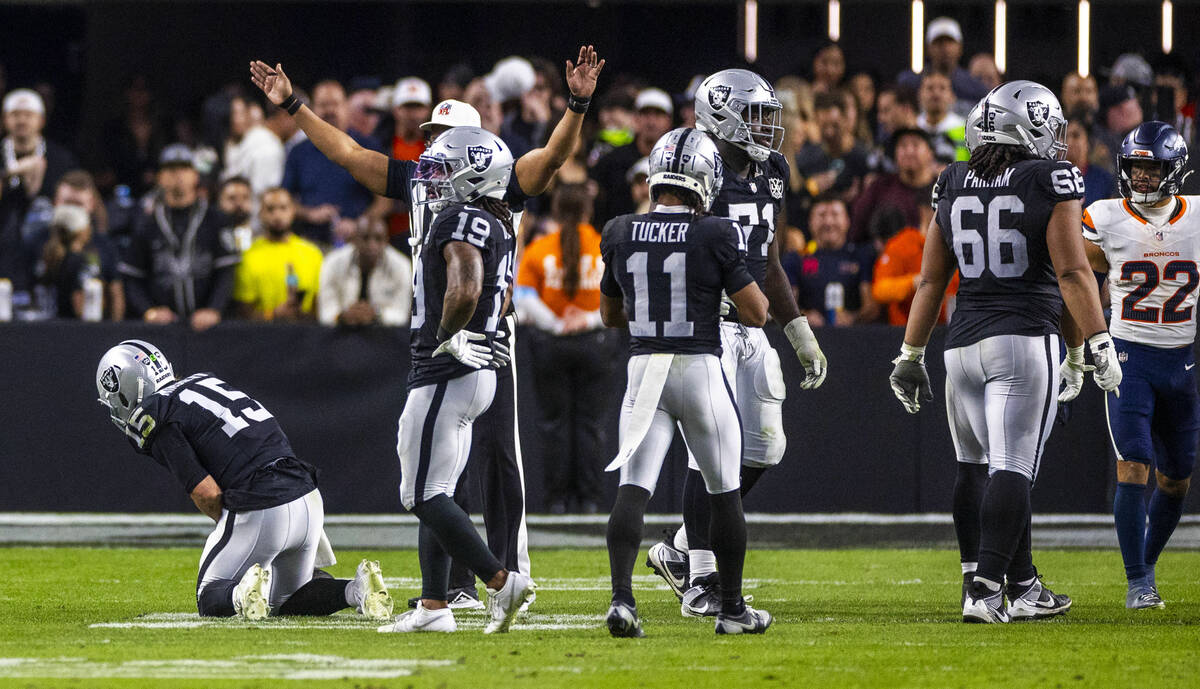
[607,485,651,607]
[411,494,503,590]
[418,522,452,601]
[448,473,477,590]
[952,463,987,565]
[976,470,1032,584]
[196,581,237,617]
[1006,516,1036,584]
[683,469,712,551]
[277,578,352,616]
[709,489,748,616]
[740,466,768,497]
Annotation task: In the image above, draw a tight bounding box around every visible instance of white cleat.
[518,589,536,614]
[447,586,485,611]
[378,602,457,633]
[233,563,271,621]
[484,571,536,634]
[1007,577,1071,620]
[963,583,1010,624]
[351,560,394,620]
[646,541,689,602]
[714,604,772,634]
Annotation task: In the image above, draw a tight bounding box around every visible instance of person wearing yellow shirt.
[234,188,323,321]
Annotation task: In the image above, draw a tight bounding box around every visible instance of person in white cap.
[897,16,988,106]
[250,43,605,606]
[590,87,673,225]
[390,77,433,163]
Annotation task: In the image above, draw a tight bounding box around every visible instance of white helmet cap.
[421,99,482,132]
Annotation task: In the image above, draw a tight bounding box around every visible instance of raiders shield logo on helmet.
[708,85,732,110]
[101,366,121,393]
[467,145,493,173]
[1026,101,1050,127]
[768,178,784,200]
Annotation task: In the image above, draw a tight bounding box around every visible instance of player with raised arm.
[96,340,393,621]
[1063,122,1198,609]
[373,126,534,634]
[251,49,603,607]
[601,128,772,637]
[644,69,827,616]
[887,81,1122,623]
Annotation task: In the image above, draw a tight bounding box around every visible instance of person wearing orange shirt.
[515,184,615,514]
[872,206,959,325]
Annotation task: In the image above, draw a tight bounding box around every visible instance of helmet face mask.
[413,155,458,214]
[411,126,514,220]
[695,69,784,163]
[1117,121,1191,204]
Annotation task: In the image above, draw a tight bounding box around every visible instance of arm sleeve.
[503,170,531,214]
[514,287,561,331]
[148,422,211,494]
[384,159,416,204]
[712,221,756,295]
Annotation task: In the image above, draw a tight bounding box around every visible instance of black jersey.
[409,202,515,388]
[709,150,790,286]
[125,373,316,512]
[600,209,755,356]
[934,158,1086,349]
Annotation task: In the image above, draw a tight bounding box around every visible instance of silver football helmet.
[413,126,514,214]
[973,80,1067,161]
[96,340,175,429]
[694,68,784,162]
[647,128,724,212]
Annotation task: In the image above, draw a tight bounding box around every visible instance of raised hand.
[565,45,606,99]
[249,60,294,106]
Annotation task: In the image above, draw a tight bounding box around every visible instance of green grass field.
[2,547,1199,688]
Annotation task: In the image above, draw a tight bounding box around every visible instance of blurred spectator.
[968,53,1003,92]
[1108,53,1154,90]
[1065,117,1115,207]
[217,176,255,252]
[346,81,381,140]
[897,17,989,105]
[1062,72,1100,118]
[390,77,431,162]
[848,71,877,141]
[778,223,810,302]
[1,89,80,298]
[811,42,846,94]
[872,206,957,326]
[265,87,308,155]
[99,76,164,196]
[515,183,613,514]
[118,144,237,331]
[917,71,968,163]
[234,187,322,321]
[627,157,650,214]
[1094,85,1143,168]
[39,204,123,321]
[282,80,383,245]
[222,93,285,195]
[462,77,502,134]
[842,88,872,147]
[590,87,672,226]
[437,63,475,102]
[794,197,878,326]
[851,128,936,243]
[793,91,870,229]
[677,75,706,129]
[22,169,110,258]
[1151,55,1196,155]
[317,214,411,327]
[587,89,635,164]
[500,57,558,160]
[869,84,920,173]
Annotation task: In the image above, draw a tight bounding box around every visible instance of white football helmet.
[974,80,1067,161]
[694,68,784,162]
[647,128,723,212]
[96,340,175,429]
[413,126,514,214]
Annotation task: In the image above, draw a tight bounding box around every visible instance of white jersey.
[1083,196,1200,348]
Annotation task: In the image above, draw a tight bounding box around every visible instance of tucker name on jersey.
[709,150,789,285]
[1083,197,1199,348]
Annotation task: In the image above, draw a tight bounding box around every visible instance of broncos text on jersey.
[599,209,755,356]
[1084,196,1200,348]
[409,202,516,388]
[934,158,1086,349]
[708,149,790,286]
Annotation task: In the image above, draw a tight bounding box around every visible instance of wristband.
[1065,345,1085,365]
[567,94,591,114]
[280,93,301,116]
[436,326,451,343]
[897,342,925,363]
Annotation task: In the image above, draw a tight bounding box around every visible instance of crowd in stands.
[1,16,1197,330]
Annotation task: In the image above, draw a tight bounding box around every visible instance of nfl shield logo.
[100,366,121,393]
[467,145,493,173]
[1156,229,1165,241]
[1026,101,1050,127]
[708,85,732,110]
[438,103,452,116]
[768,178,784,200]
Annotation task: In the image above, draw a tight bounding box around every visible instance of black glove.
[889,344,933,414]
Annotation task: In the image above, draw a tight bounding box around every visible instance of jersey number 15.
[180,377,274,438]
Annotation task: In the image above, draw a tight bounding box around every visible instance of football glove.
[1088,332,1122,394]
[1057,344,1089,403]
[490,337,512,369]
[890,343,932,414]
[433,329,494,369]
[784,316,827,389]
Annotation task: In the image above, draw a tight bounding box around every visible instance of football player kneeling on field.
[97,340,393,621]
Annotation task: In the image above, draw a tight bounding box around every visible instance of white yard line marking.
[0,654,453,680]
[90,612,601,632]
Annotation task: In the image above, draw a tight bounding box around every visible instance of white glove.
[1088,332,1123,394]
[784,316,827,389]
[1057,345,1089,403]
[433,329,494,369]
[889,343,931,414]
[719,297,732,318]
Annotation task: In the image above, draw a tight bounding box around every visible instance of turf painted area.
[2,547,1198,688]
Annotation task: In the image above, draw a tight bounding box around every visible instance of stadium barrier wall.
[2,322,1189,515]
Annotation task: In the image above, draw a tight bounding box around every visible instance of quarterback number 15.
[179,377,274,438]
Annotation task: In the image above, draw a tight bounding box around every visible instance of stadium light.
[911,1,924,74]
[994,1,1007,74]
[1163,0,1173,54]
[829,0,841,42]
[1077,0,1090,78]
[744,0,758,64]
